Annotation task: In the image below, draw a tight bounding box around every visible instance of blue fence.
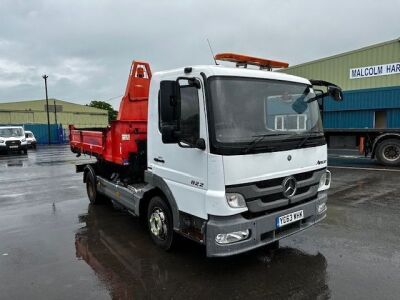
[2,124,67,144]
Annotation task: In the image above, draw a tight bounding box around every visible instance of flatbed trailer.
[324,128,400,166]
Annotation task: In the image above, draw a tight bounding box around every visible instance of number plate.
[9,146,18,149]
[276,210,304,228]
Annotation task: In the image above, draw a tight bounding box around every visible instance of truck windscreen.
[208,76,323,144]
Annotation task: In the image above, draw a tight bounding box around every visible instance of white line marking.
[329,166,400,172]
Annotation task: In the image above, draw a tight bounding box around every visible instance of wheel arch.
[140,171,180,230]
[83,164,96,183]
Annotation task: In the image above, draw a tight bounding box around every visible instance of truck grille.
[226,168,326,215]
[6,140,21,147]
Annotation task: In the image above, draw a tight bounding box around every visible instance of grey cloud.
[0,0,399,107]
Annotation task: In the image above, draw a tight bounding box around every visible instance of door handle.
[154,157,165,163]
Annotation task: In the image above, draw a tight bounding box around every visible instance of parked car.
[0,126,28,154]
[25,130,37,149]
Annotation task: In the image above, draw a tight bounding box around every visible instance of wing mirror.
[327,85,343,101]
[292,97,308,114]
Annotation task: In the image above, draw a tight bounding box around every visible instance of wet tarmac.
[0,145,399,299]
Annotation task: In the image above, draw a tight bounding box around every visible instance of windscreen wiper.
[296,131,325,148]
[243,133,293,154]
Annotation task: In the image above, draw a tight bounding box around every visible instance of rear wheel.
[85,171,105,204]
[376,139,400,166]
[147,196,175,251]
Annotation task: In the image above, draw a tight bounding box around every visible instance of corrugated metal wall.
[322,86,400,129]
[323,110,374,129]
[279,38,400,91]
[387,109,400,127]
[324,86,400,111]
[0,99,108,128]
[278,39,400,130]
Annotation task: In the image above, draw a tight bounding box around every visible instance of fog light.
[226,193,246,208]
[318,170,331,191]
[215,230,250,244]
[317,202,327,214]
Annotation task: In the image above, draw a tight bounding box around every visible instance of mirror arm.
[310,79,339,88]
[306,93,325,103]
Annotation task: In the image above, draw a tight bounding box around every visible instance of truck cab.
[71,56,342,257]
[147,66,331,256]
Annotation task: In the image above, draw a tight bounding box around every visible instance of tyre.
[376,139,400,166]
[147,196,175,251]
[85,171,105,204]
[23,148,28,155]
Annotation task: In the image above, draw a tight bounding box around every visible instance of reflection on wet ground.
[0,145,400,299]
[76,205,329,299]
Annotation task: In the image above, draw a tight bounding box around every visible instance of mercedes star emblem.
[282,176,297,198]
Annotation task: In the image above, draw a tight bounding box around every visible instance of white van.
[0,126,28,154]
[25,130,37,149]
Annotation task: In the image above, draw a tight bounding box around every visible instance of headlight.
[226,193,246,208]
[215,230,250,244]
[21,138,26,142]
[318,170,331,191]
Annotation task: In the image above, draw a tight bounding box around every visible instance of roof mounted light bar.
[214,53,289,70]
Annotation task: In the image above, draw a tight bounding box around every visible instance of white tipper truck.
[70,53,343,257]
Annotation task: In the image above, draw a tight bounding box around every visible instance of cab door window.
[179,86,200,145]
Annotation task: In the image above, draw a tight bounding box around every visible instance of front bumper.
[0,143,27,152]
[27,141,36,148]
[206,192,327,257]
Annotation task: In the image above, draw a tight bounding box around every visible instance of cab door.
[150,78,208,219]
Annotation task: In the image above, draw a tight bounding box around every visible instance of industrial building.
[0,99,108,143]
[279,38,400,129]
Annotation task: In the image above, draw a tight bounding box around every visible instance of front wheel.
[376,139,400,166]
[147,196,175,251]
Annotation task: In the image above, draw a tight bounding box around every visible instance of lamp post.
[42,74,51,145]
[53,99,58,125]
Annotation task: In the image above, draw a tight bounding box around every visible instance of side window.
[180,86,200,144]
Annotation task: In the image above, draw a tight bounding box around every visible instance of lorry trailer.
[324,128,400,166]
[70,54,342,256]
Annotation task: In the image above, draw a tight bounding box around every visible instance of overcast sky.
[0,0,399,108]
